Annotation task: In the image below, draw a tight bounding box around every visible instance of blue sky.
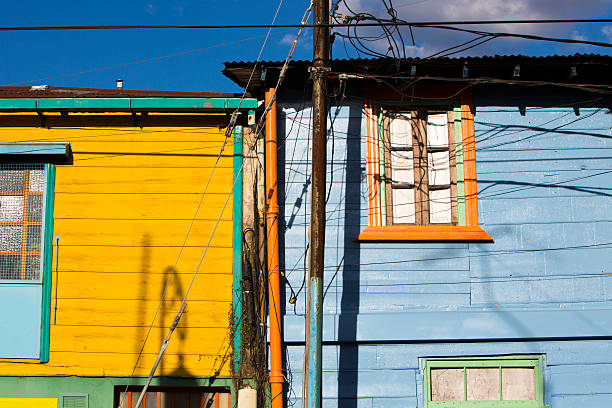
[1,0,612,92]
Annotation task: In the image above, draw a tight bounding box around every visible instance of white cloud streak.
[334,0,612,57]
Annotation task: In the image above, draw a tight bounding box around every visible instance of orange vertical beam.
[365,102,381,226]
[265,88,284,408]
[461,100,479,226]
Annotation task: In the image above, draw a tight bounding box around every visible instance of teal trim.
[0,376,242,408]
[378,110,387,226]
[454,108,466,226]
[37,98,130,110]
[132,98,257,110]
[0,98,257,112]
[0,99,37,110]
[40,164,55,363]
[0,143,72,164]
[424,356,545,408]
[232,125,244,374]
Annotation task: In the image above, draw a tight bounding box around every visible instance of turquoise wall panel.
[0,284,42,358]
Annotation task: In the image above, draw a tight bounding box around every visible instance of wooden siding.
[278,102,612,407]
[0,115,234,377]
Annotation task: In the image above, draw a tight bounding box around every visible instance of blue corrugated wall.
[277,99,612,408]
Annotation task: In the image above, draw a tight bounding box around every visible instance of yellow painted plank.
[0,350,231,376]
[56,166,233,194]
[53,245,232,274]
[54,193,234,220]
[0,126,229,144]
[0,399,57,408]
[54,218,233,247]
[54,299,231,327]
[54,271,231,301]
[49,325,229,354]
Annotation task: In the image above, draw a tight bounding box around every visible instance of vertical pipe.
[233,125,244,374]
[257,135,267,342]
[265,89,284,408]
[305,0,329,407]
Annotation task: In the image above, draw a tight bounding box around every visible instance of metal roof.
[222,54,612,92]
[0,86,244,99]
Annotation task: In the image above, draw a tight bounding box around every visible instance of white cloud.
[334,0,612,58]
[603,25,612,42]
[280,33,295,45]
[570,30,588,42]
[145,3,156,14]
[404,45,428,57]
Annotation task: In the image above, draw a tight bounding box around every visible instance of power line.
[2,19,612,31]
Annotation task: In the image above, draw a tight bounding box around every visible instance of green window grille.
[61,394,88,408]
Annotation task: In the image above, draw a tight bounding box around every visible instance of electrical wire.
[2,19,612,31]
[119,2,291,406]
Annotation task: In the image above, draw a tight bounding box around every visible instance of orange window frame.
[357,92,492,243]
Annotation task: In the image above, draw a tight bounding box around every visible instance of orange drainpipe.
[265,88,284,408]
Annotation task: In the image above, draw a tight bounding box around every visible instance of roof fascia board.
[0,142,73,164]
[0,97,257,112]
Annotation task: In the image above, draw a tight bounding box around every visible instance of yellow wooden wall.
[0,113,234,377]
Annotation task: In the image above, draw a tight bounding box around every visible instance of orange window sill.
[356,225,494,243]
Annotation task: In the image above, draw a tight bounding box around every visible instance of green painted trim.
[37,98,131,111]
[454,108,466,226]
[60,394,89,408]
[232,126,244,374]
[0,98,257,112]
[0,99,37,110]
[40,164,55,363]
[131,98,257,110]
[378,109,387,226]
[0,376,240,408]
[425,356,544,408]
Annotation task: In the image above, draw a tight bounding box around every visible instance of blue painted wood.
[278,102,612,406]
[551,394,612,408]
[285,340,612,406]
[550,364,612,395]
[0,284,42,358]
[283,309,612,342]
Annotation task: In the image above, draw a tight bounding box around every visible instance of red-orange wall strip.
[365,101,381,226]
[461,103,478,226]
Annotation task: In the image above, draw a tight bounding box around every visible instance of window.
[425,356,545,407]
[382,109,458,225]
[0,142,70,361]
[357,98,492,242]
[0,163,47,280]
[116,387,231,408]
[0,161,55,361]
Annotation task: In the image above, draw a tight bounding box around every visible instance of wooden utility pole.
[303,0,329,406]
